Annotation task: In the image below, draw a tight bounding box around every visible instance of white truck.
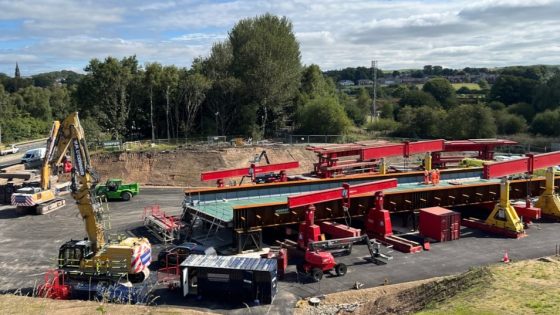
[0,144,20,156]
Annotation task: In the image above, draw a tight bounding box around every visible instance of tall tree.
[229,13,302,137]
[76,56,140,139]
[144,63,163,142]
[161,65,180,140]
[178,72,211,136]
[422,77,457,109]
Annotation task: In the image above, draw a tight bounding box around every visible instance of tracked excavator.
[11,121,67,214]
[41,112,152,286]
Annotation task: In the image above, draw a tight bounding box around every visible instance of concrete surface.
[1,187,560,315]
[0,140,46,168]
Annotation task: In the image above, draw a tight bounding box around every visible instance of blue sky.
[0,0,559,75]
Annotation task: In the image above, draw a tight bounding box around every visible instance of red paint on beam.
[405,139,444,156]
[344,179,398,196]
[361,144,405,160]
[529,151,560,172]
[482,157,530,179]
[201,161,299,181]
[288,187,344,209]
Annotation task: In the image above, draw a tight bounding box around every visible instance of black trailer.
[180,255,277,304]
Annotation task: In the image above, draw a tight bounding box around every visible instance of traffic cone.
[502,251,510,263]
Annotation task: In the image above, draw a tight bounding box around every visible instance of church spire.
[15,62,20,78]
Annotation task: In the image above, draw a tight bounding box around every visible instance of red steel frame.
[483,151,560,179]
[432,139,518,168]
[288,179,398,209]
[201,161,299,182]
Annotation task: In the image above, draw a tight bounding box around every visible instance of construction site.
[1,116,560,314]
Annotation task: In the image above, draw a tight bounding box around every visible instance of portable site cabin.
[180,255,277,304]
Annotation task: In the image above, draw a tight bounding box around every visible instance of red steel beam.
[252,161,299,173]
[201,167,250,181]
[405,139,444,156]
[361,143,405,160]
[289,179,398,208]
[482,157,530,179]
[343,179,398,196]
[201,161,299,181]
[529,151,560,171]
[288,187,344,209]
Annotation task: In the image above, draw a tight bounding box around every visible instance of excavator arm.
[49,112,105,252]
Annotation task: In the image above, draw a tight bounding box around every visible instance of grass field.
[451,83,481,90]
[417,257,560,315]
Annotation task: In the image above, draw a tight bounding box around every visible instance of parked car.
[95,179,139,201]
[0,144,19,156]
[21,148,46,168]
[157,242,217,267]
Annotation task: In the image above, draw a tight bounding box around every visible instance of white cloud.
[0,0,559,74]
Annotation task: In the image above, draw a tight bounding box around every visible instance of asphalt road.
[0,140,46,168]
[1,187,560,314]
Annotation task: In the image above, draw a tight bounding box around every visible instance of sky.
[0,0,559,76]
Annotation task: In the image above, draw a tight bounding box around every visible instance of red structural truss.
[432,139,518,168]
[482,151,560,179]
[311,140,444,178]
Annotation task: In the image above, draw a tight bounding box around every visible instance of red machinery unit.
[288,179,398,249]
[37,269,71,300]
[419,207,461,242]
[367,191,423,253]
[201,161,299,187]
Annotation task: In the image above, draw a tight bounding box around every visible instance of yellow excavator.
[11,121,67,214]
[43,112,152,283]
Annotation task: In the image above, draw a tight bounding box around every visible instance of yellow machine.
[535,167,560,218]
[48,112,151,282]
[11,122,66,214]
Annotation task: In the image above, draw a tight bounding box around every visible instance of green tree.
[229,13,302,136]
[398,90,439,108]
[161,65,180,139]
[494,111,527,135]
[443,104,497,139]
[490,75,538,105]
[297,96,352,134]
[178,73,211,136]
[533,72,560,112]
[487,101,506,111]
[144,62,163,141]
[49,86,73,120]
[76,56,140,139]
[507,102,535,122]
[395,106,446,138]
[422,77,457,109]
[356,87,372,117]
[530,109,560,136]
[18,86,52,121]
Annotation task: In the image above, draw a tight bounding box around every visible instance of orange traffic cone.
[502,251,510,263]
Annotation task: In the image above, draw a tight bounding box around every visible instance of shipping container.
[180,255,277,304]
[419,207,461,242]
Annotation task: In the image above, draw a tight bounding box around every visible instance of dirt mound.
[297,267,492,315]
[91,145,318,187]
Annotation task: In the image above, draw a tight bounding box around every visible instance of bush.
[494,111,527,135]
[297,96,352,134]
[530,109,560,136]
[365,118,399,133]
[394,106,446,138]
[443,104,497,139]
[398,90,439,108]
[507,102,535,122]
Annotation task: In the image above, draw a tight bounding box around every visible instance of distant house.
[357,79,374,86]
[338,80,355,86]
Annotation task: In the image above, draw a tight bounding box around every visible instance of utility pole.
[371,60,378,121]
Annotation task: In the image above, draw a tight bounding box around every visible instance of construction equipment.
[299,234,392,282]
[37,112,152,285]
[463,151,560,237]
[95,178,139,201]
[143,205,184,244]
[11,122,67,214]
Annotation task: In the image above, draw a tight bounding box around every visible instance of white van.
[21,148,46,165]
